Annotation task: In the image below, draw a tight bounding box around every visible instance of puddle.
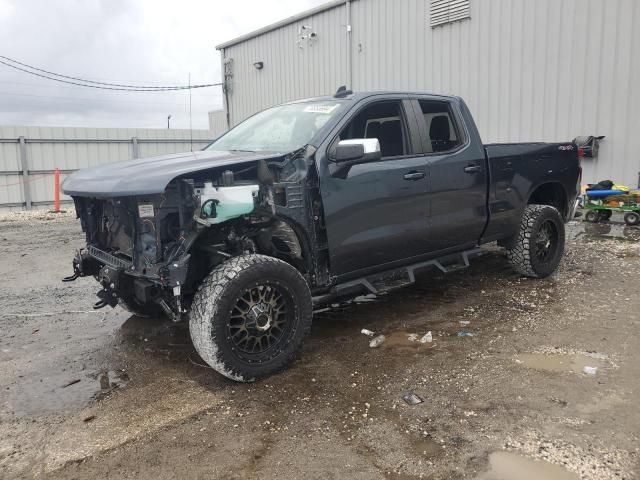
[381,331,436,351]
[407,435,442,458]
[515,353,607,374]
[7,369,129,417]
[568,220,640,242]
[477,451,578,480]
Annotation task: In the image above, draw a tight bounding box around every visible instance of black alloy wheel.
[228,283,294,358]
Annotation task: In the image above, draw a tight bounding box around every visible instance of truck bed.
[481,142,580,242]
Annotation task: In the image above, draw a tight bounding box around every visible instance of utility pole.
[189,73,193,151]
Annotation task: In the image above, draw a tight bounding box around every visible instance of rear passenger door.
[412,97,488,253]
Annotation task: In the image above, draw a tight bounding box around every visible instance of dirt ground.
[0,210,638,480]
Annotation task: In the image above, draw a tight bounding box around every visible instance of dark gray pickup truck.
[62,89,581,381]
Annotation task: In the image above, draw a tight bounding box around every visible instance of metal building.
[214,0,640,186]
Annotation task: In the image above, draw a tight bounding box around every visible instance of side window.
[339,101,408,158]
[418,100,462,153]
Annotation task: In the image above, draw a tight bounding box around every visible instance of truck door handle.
[403,171,426,181]
[464,165,482,174]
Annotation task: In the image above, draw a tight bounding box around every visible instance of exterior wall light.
[253,61,264,70]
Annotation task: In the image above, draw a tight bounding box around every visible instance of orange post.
[54,168,61,213]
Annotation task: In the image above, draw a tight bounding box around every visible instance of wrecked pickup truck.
[62,89,581,381]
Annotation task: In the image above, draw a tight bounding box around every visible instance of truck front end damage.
[63,149,327,321]
[66,185,197,320]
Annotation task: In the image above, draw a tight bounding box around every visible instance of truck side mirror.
[331,139,382,164]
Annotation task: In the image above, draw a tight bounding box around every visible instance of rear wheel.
[189,254,313,382]
[584,210,599,223]
[624,212,640,226]
[507,205,565,278]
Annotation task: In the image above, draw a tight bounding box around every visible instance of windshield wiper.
[228,149,256,153]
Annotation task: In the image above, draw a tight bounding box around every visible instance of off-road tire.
[189,254,313,382]
[507,204,565,278]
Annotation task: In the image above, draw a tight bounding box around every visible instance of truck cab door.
[411,98,488,254]
[317,98,429,278]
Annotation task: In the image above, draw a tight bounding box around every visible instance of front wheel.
[189,255,313,382]
[507,205,565,278]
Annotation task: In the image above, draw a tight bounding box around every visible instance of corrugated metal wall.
[0,126,214,212]
[221,3,349,125]
[220,0,640,186]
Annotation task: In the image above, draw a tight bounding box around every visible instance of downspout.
[346,1,353,89]
[221,48,231,130]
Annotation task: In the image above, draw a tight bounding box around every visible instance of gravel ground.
[0,212,638,479]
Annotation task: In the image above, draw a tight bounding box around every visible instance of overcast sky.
[0,0,325,130]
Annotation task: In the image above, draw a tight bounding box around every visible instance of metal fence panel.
[0,125,214,212]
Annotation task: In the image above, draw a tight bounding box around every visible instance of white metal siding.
[0,126,215,212]
[220,0,640,187]
[221,3,349,126]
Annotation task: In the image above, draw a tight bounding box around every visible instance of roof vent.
[334,85,353,98]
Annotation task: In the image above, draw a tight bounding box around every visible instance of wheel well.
[254,217,312,274]
[528,183,568,218]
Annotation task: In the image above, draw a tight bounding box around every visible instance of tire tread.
[189,254,312,382]
[507,204,564,278]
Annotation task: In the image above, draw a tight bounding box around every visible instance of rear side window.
[418,100,462,153]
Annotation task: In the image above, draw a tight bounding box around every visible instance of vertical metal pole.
[346,1,353,89]
[189,72,193,152]
[18,136,32,210]
[132,137,140,159]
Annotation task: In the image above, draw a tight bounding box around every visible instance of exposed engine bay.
[64,148,330,321]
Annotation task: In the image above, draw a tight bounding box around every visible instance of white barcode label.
[138,203,155,218]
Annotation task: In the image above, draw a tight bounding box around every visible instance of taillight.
[576,145,583,185]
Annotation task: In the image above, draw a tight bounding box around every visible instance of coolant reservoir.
[195,182,260,225]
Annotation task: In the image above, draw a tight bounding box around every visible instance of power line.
[0,90,220,108]
[0,80,223,98]
[0,55,222,91]
[0,55,192,88]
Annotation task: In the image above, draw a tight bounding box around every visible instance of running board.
[334,248,484,297]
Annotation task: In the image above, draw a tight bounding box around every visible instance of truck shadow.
[91,249,519,406]
[111,249,518,378]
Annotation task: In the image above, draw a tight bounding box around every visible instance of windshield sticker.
[138,203,155,218]
[304,104,340,114]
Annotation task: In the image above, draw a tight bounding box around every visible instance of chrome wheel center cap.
[249,304,272,332]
